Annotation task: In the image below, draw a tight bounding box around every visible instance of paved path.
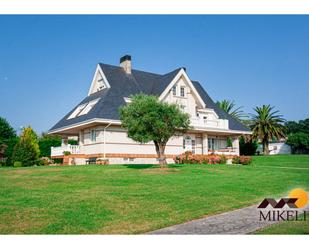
[148,203,308,234]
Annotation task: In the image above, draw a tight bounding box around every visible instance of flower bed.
[232,156,252,165]
[174,152,227,165]
[174,152,252,165]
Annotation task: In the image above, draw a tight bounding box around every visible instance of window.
[180,87,185,97]
[192,139,196,154]
[91,130,96,142]
[172,85,177,96]
[79,98,100,116]
[67,98,100,120]
[67,103,87,119]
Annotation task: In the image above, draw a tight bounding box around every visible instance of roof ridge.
[99,62,182,77]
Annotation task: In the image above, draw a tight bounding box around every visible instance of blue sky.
[0,15,308,133]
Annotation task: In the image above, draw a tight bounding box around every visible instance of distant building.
[257,142,291,155]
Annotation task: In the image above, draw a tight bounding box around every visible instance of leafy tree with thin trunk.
[251,105,285,155]
[216,99,247,121]
[119,94,190,167]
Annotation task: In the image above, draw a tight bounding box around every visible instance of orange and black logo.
[257,188,309,222]
[258,188,308,209]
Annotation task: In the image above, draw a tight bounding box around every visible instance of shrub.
[286,132,309,154]
[38,157,54,166]
[174,153,224,165]
[232,156,252,165]
[12,127,40,166]
[239,136,258,155]
[38,134,61,157]
[232,156,240,164]
[219,155,227,164]
[13,161,22,167]
[63,151,71,156]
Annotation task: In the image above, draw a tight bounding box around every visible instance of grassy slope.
[0,155,308,234]
[255,216,309,234]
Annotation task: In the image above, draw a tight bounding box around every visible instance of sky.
[0,15,308,134]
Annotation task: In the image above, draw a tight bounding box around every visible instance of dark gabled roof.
[49,63,250,132]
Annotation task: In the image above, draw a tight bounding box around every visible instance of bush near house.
[174,152,227,165]
[174,152,252,165]
[239,136,258,156]
[232,156,252,165]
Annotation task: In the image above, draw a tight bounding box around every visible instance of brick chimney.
[120,55,132,74]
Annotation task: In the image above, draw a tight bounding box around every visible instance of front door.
[183,136,196,153]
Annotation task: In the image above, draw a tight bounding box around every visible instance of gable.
[88,65,111,96]
[159,68,206,109]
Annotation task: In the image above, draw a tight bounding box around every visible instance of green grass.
[255,215,309,234]
[0,155,308,234]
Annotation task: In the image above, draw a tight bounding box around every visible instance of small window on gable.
[172,85,177,96]
[180,87,185,97]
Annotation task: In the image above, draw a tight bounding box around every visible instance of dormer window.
[180,87,185,97]
[172,85,177,96]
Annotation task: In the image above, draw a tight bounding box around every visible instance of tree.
[12,126,40,166]
[38,134,62,157]
[0,117,17,165]
[286,132,309,154]
[239,135,258,156]
[216,99,247,121]
[0,117,16,142]
[285,119,309,135]
[251,105,285,155]
[119,94,190,167]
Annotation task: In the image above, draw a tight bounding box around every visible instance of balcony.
[190,117,229,130]
[51,145,81,157]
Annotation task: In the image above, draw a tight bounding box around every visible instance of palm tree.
[216,99,247,120]
[251,105,285,155]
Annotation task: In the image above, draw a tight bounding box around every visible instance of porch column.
[61,138,68,146]
[79,130,83,146]
[202,133,208,155]
[232,136,240,156]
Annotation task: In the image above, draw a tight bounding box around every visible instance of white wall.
[257,142,291,155]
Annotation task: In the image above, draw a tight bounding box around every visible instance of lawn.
[0,155,308,234]
[255,215,309,234]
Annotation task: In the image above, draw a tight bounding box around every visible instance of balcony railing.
[190,117,229,130]
[51,145,81,157]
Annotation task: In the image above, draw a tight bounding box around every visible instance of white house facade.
[48,55,251,164]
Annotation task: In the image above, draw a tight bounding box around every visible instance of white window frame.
[79,98,100,116]
[90,130,96,142]
[172,85,177,96]
[180,87,185,97]
[67,103,87,119]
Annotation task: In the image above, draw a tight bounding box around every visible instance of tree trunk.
[263,139,269,155]
[154,141,167,168]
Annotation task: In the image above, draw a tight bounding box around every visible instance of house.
[48,55,251,164]
[257,142,291,155]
